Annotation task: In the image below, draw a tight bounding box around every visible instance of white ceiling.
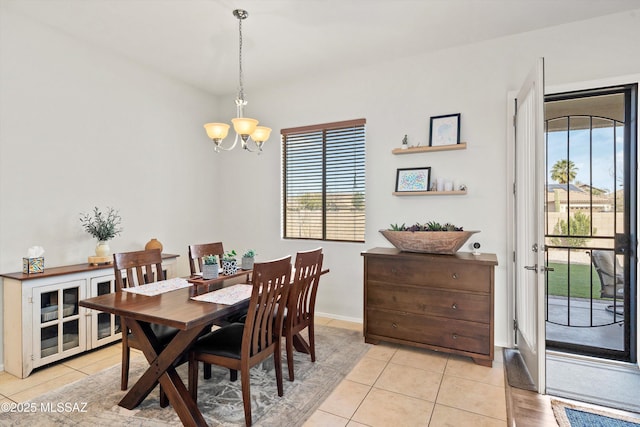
[5,0,640,96]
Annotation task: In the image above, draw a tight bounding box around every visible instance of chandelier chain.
[237,16,244,103]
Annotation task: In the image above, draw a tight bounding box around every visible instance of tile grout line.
[426,355,450,426]
[346,346,398,424]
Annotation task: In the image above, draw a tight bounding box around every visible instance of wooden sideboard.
[362,247,498,366]
[1,254,178,378]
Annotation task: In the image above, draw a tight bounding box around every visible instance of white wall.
[213,9,640,348]
[1,5,639,371]
[0,6,221,369]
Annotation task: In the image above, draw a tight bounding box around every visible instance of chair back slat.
[242,256,291,357]
[188,242,224,275]
[113,249,164,291]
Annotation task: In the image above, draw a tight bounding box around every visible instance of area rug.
[1,325,370,427]
[552,399,640,427]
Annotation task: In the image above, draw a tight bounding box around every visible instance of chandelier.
[204,9,271,153]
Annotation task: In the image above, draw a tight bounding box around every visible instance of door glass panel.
[62,320,80,351]
[41,324,58,357]
[40,290,58,323]
[62,288,78,318]
[544,90,631,358]
[97,313,111,339]
[97,280,111,296]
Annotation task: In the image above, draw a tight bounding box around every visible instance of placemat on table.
[191,283,253,305]
[121,277,190,296]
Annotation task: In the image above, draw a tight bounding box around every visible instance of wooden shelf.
[392,190,467,196]
[392,142,466,154]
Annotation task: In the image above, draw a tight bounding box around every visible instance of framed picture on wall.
[429,113,461,146]
[395,167,431,192]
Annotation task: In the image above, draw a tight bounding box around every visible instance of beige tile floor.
[0,318,507,426]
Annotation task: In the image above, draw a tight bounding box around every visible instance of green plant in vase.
[221,250,238,275]
[241,249,257,270]
[381,220,477,255]
[202,255,219,279]
[79,206,123,258]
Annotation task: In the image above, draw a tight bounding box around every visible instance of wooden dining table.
[79,269,252,427]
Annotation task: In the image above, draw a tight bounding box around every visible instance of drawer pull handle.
[451,303,457,310]
[452,334,458,339]
[452,273,458,279]
[392,323,398,328]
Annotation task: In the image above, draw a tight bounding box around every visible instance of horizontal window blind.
[282,119,366,242]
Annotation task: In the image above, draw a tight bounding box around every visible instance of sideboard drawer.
[366,257,490,293]
[367,282,491,323]
[367,308,491,355]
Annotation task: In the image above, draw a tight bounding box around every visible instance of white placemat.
[191,284,253,305]
[122,277,191,296]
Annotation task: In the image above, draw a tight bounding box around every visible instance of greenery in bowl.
[243,249,257,258]
[79,207,122,241]
[389,221,464,232]
[203,255,218,265]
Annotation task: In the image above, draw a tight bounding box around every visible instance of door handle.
[524,265,538,272]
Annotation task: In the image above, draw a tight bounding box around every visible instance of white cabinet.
[2,255,178,378]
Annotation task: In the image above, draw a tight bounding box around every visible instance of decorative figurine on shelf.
[401,134,409,150]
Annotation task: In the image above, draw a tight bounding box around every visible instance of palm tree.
[550,159,578,184]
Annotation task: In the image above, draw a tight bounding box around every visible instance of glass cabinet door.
[33,280,86,362]
[89,275,121,347]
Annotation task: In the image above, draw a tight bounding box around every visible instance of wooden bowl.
[379,230,479,255]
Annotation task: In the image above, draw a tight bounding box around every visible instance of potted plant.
[241,249,257,270]
[221,249,238,275]
[380,221,478,255]
[202,255,219,279]
[79,206,123,258]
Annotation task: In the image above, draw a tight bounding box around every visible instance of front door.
[514,58,546,392]
[544,84,637,361]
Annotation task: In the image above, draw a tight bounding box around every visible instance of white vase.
[95,241,111,257]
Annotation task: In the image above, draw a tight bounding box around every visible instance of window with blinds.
[282,119,366,242]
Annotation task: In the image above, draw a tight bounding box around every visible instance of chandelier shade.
[204,9,269,153]
[203,123,230,142]
[251,126,272,143]
[231,117,259,137]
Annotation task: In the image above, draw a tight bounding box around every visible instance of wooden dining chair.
[113,249,179,391]
[188,256,292,427]
[188,242,225,276]
[283,247,323,381]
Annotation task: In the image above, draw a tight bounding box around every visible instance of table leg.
[119,320,209,427]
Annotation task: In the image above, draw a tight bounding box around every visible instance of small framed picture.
[429,113,461,146]
[395,167,431,192]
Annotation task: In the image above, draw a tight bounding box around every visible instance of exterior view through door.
[544,85,637,362]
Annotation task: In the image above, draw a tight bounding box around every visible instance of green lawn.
[546,262,602,299]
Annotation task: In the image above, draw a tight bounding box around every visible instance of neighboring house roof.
[547,183,583,193]
[547,185,614,206]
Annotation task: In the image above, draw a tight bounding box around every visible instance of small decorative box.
[23,257,44,274]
